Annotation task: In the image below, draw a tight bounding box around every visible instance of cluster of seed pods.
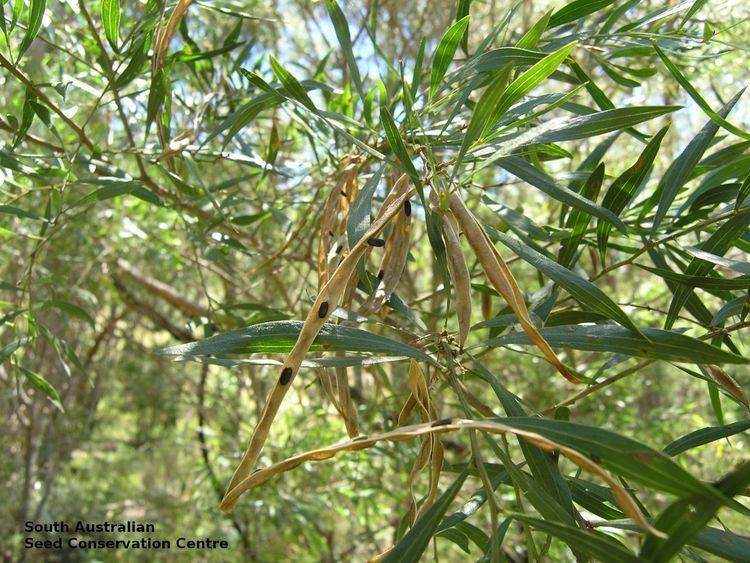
[221,171,416,510]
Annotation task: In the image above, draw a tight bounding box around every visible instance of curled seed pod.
[360,194,412,315]
[222,176,418,510]
[220,419,662,538]
[440,210,471,350]
[448,192,579,383]
[318,164,358,289]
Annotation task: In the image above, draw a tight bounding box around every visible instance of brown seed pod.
[440,210,471,350]
[221,176,417,510]
[448,191,579,383]
[219,418,662,537]
[360,189,412,315]
[318,163,358,289]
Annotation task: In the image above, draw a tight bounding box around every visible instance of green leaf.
[516,9,552,49]
[598,125,668,262]
[653,43,750,141]
[0,204,46,222]
[20,367,64,412]
[383,471,468,563]
[511,514,638,563]
[663,420,750,457]
[146,67,169,136]
[500,417,733,504]
[0,338,29,363]
[380,107,419,183]
[522,106,679,145]
[472,362,576,518]
[100,0,120,51]
[18,0,46,58]
[641,461,750,562]
[268,55,316,111]
[159,320,433,364]
[485,227,644,337]
[735,173,750,210]
[474,325,749,365]
[558,163,604,268]
[496,157,627,233]
[112,33,151,90]
[474,47,547,72]
[323,0,364,98]
[455,0,471,53]
[665,212,750,328]
[41,300,95,328]
[483,41,576,136]
[548,0,617,28]
[73,179,162,208]
[636,264,750,290]
[650,90,743,233]
[429,15,470,99]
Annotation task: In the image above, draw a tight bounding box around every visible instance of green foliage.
[1,0,749,561]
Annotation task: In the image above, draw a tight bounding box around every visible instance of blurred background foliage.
[1,0,750,561]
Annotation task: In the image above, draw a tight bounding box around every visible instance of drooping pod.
[220,418,661,538]
[221,175,418,511]
[359,178,413,315]
[448,191,579,383]
[439,210,471,350]
[318,162,358,289]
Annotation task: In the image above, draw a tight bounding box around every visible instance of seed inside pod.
[367,237,385,247]
[335,244,344,254]
[431,418,453,427]
[318,301,329,318]
[279,367,293,385]
[403,200,412,216]
[377,270,385,280]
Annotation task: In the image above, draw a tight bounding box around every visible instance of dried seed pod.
[449,192,579,383]
[359,194,412,315]
[440,210,471,350]
[318,164,357,288]
[222,176,418,511]
[220,418,661,537]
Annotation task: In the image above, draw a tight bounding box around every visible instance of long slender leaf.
[100,0,120,51]
[511,514,639,563]
[663,420,750,456]
[159,320,433,364]
[474,324,749,365]
[18,0,45,57]
[548,0,617,28]
[429,16,471,99]
[485,227,644,336]
[383,471,468,563]
[324,0,364,98]
[665,212,750,328]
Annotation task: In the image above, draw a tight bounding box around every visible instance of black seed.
[367,237,385,247]
[328,230,334,237]
[377,270,384,280]
[340,190,348,197]
[279,367,293,385]
[353,435,369,441]
[335,244,344,254]
[403,200,412,216]
[431,418,453,428]
[318,301,329,318]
